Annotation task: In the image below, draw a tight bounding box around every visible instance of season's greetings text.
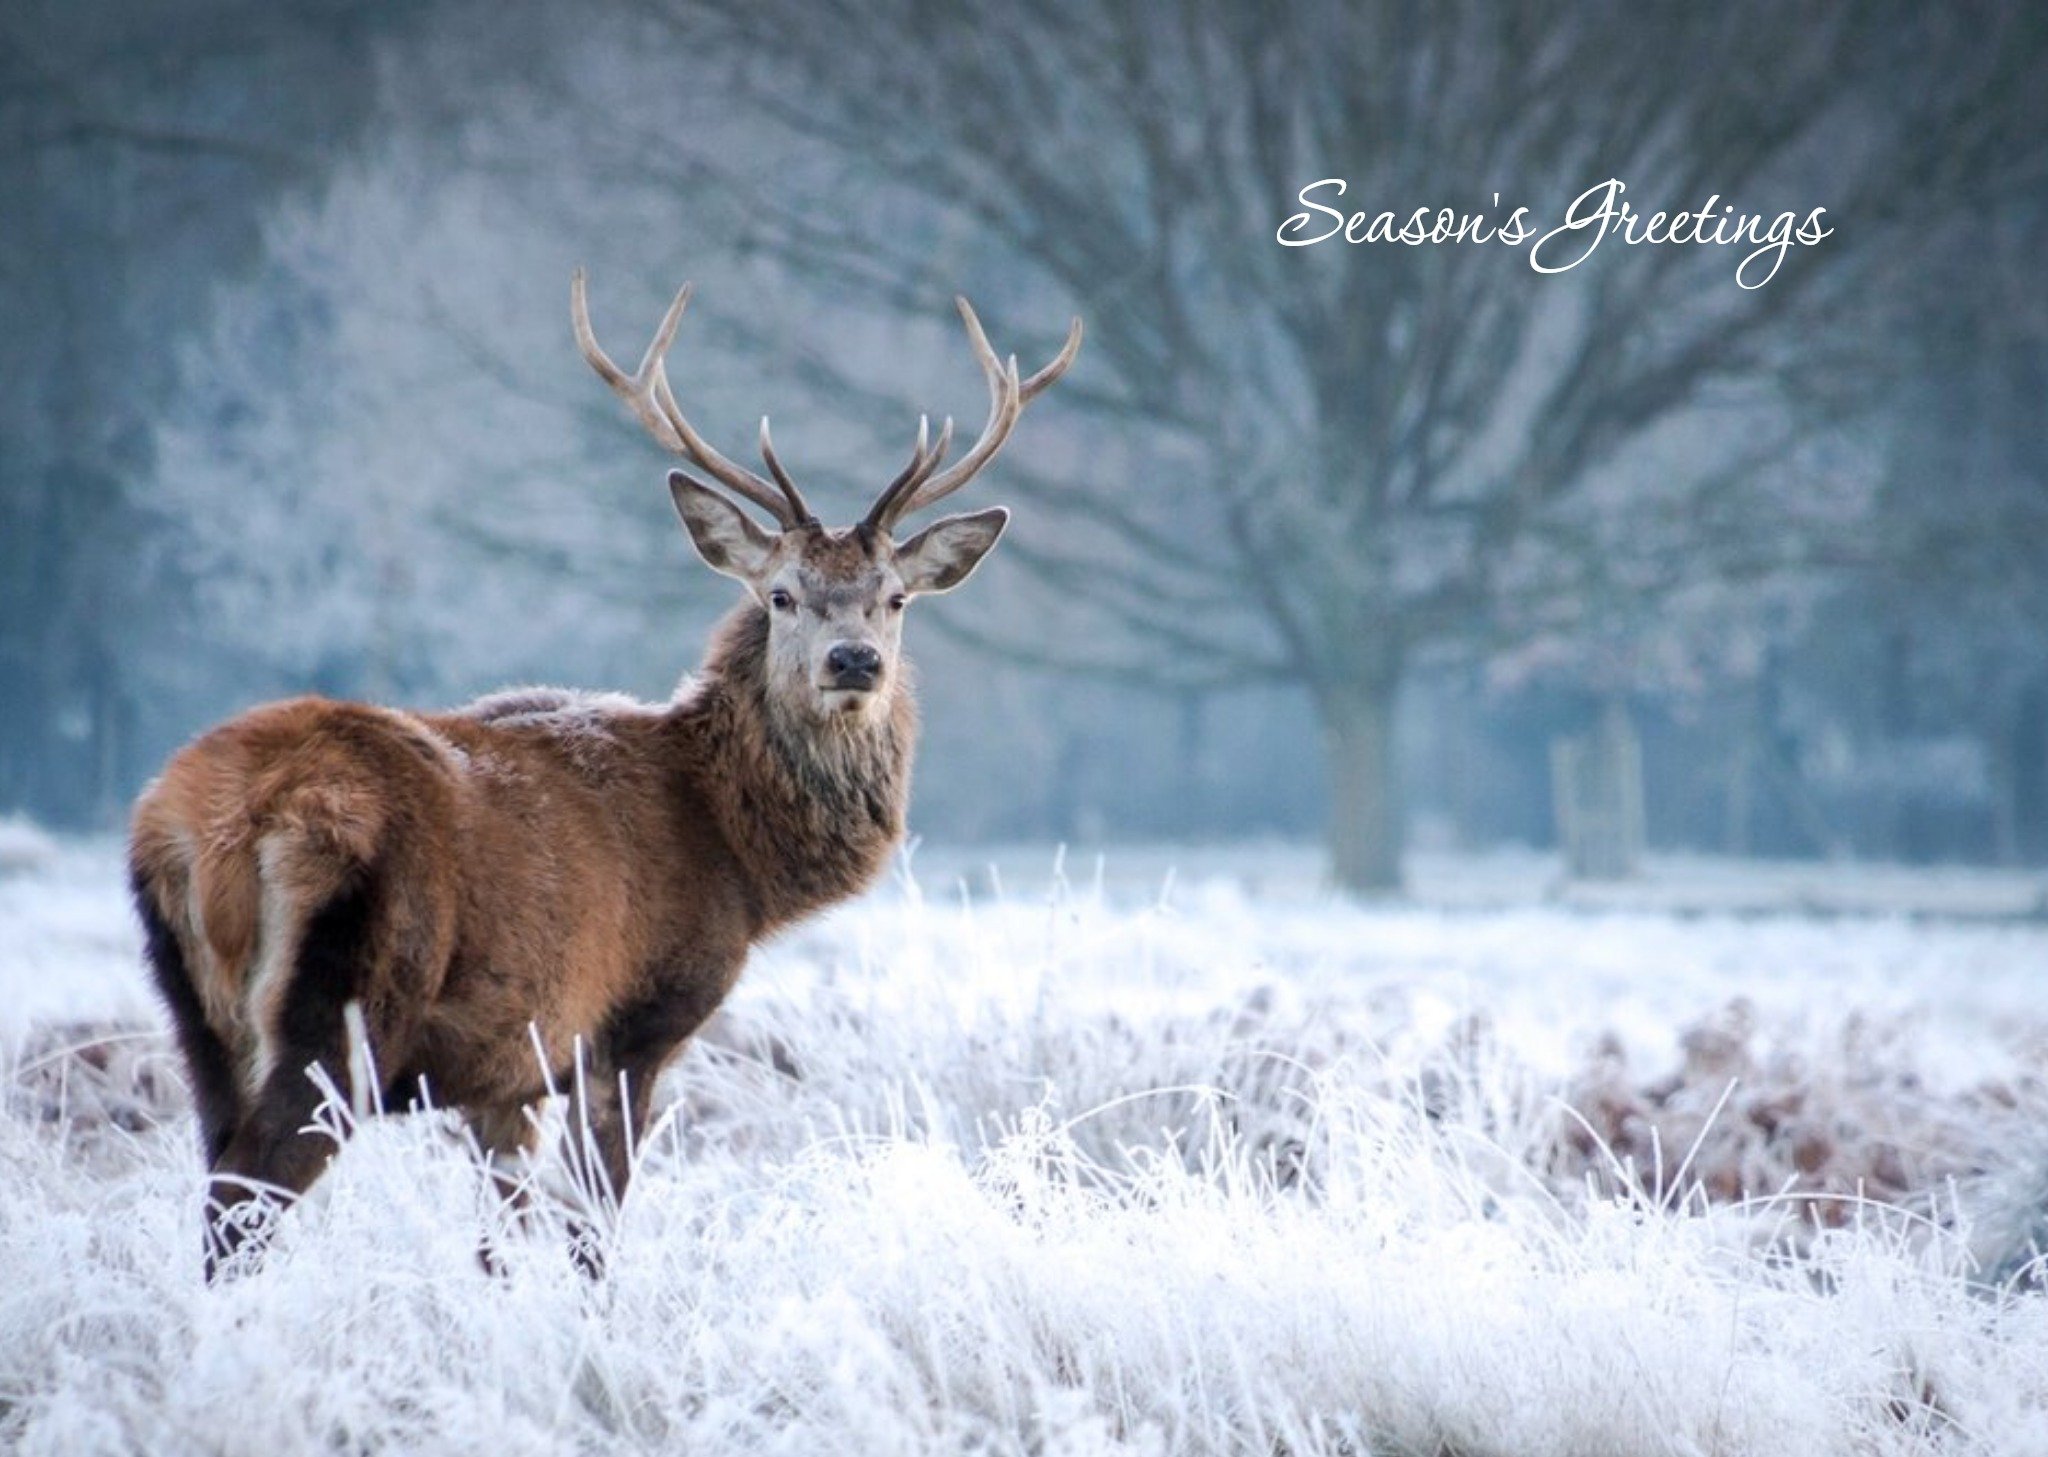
[1276,179,1833,289]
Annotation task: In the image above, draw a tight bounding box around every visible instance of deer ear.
[895,507,1009,595]
[670,470,776,581]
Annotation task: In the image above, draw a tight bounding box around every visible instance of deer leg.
[466,1100,540,1275]
[132,872,242,1168]
[558,1057,660,1279]
[468,1100,541,1210]
[205,876,414,1281]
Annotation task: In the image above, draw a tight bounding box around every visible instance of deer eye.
[887,593,908,612]
[769,588,795,612]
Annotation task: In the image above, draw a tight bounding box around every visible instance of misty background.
[3,0,2044,893]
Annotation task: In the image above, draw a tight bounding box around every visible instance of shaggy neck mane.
[674,602,915,932]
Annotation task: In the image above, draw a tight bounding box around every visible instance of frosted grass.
[4,839,2048,1454]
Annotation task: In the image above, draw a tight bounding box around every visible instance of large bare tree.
[608,0,2036,890]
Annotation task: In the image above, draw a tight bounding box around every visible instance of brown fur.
[130,599,915,1276]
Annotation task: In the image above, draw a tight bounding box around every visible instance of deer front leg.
[557,1057,659,1279]
[553,967,731,1277]
[466,1100,541,1275]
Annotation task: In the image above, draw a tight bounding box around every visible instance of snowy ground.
[5,820,2048,1454]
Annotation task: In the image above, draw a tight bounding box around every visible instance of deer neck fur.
[676,601,915,933]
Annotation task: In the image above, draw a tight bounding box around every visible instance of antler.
[861,413,956,533]
[571,269,815,528]
[862,297,1083,536]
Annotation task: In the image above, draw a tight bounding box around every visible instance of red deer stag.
[129,272,1081,1277]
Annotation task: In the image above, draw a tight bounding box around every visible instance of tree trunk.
[1989,705,2019,867]
[1553,695,1646,880]
[2017,679,2048,862]
[1318,675,1404,895]
[1724,681,1757,857]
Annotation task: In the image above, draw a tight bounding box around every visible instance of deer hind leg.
[131,867,242,1167]
[205,869,423,1281]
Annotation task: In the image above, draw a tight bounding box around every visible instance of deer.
[127,271,1081,1278]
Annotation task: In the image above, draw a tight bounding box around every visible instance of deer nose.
[824,642,883,689]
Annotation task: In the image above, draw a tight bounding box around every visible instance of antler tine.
[876,300,1020,526]
[870,297,1082,531]
[862,413,958,535]
[571,269,799,529]
[571,268,692,451]
[649,372,797,526]
[757,416,817,526]
[1021,316,1085,401]
[860,416,930,535]
[917,415,957,485]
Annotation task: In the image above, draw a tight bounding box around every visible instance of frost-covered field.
[5,823,2048,1455]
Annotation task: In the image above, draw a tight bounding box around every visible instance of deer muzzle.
[822,641,883,692]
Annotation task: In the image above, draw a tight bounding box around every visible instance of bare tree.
[567,0,2036,890]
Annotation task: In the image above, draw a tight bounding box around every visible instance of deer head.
[572,271,1082,725]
